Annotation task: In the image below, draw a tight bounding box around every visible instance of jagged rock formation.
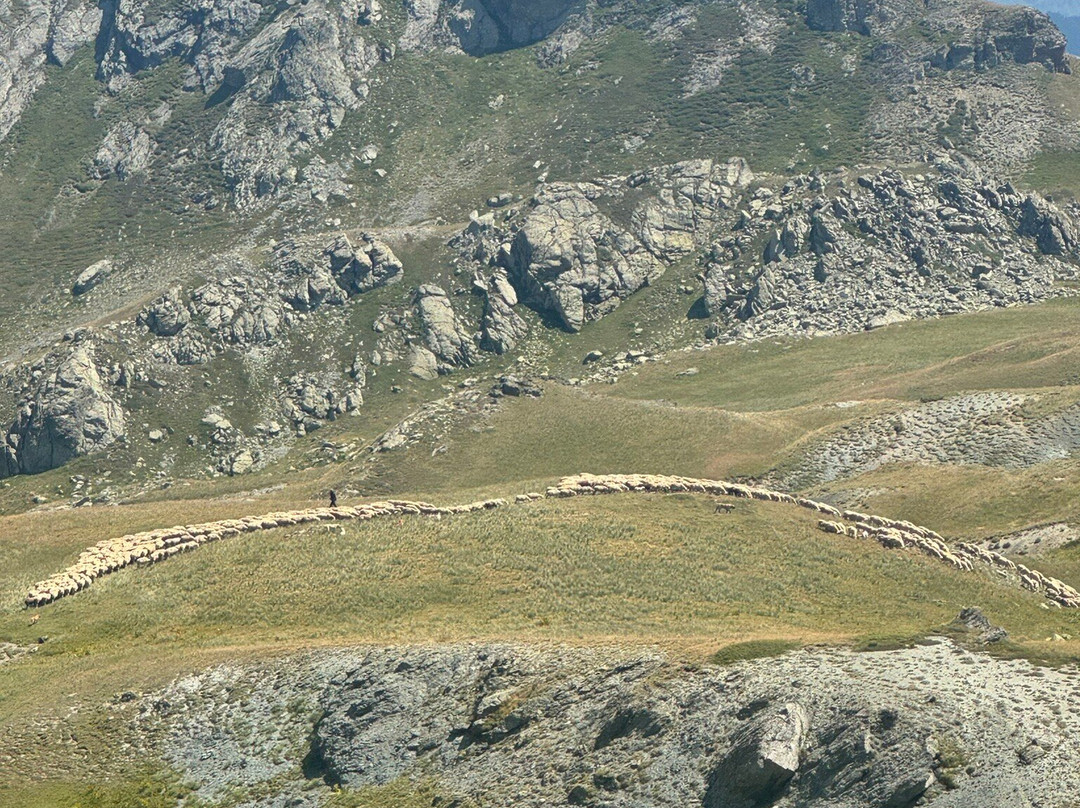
[0,343,125,477]
[702,163,1080,340]
[325,233,404,295]
[119,642,1080,807]
[807,0,1070,75]
[458,158,752,331]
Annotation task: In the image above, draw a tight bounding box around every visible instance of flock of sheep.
[24,472,1080,610]
[23,498,507,608]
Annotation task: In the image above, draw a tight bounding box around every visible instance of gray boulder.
[138,287,190,337]
[480,271,528,354]
[706,702,809,808]
[1,345,126,477]
[415,285,476,367]
[72,260,112,296]
[508,185,663,332]
[325,234,404,295]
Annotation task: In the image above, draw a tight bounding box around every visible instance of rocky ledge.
[77,640,1080,808]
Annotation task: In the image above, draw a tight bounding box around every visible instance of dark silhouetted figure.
[329,489,338,508]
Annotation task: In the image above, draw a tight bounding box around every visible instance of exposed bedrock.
[131,642,1080,807]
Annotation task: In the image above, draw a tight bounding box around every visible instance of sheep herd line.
[23,473,1080,610]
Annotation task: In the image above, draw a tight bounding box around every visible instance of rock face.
[124,642,1080,807]
[497,159,751,331]
[706,702,809,808]
[449,0,583,55]
[1,344,125,477]
[807,0,1070,74]
[415,285,476,368]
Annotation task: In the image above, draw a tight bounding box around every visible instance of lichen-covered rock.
[72,259,112,296]
[415,285,476,367]
[90,121,152,181]
[325,234,404,295]
[480,271,528,354]
[1,344,125,476]
[138,287,190,337]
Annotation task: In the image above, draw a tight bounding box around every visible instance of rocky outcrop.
[807,0,879,34]
[137,287,190,337]
[94,0,264,90]
[325,234,404,295]
[702,164,1080,342]
[133,640,1066,808]
[415,285,476,368]
[493,158,751,332]
[950,606,1008,645]
[507,183,662,332]
[285,373,364,435]
[168,233,402,353]
[1,344,125,477]
[480,271,528,354]
[90,120,152,180]
[807,0,1070,73]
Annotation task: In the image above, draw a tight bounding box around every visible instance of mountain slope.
[5,1,1080,805]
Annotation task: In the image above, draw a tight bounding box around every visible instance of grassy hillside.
[2,293,1080,801]
[2,492,1077,800]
